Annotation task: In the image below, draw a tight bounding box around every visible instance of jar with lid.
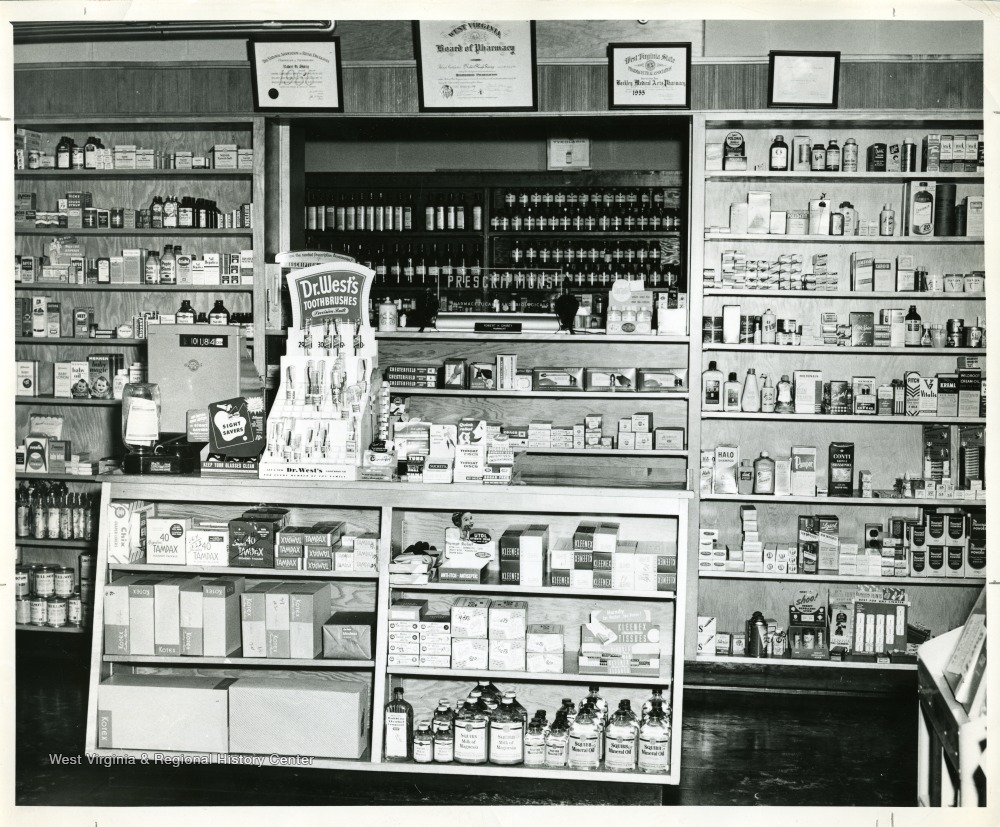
[825,139,841,171]
[55,136,73,169]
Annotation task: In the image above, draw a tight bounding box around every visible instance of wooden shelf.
[371,760,676,785]
[521,448,688,458]
[696,655,916,671]
[387,388,690,400]
[16,623,89,634]
[391,573,675,600]
[698,571,985,586]
[15,395,119,406]
[105,653,375,668]
[704,171,983,182]
[377,331,688,343]
[704,233,982,244]
[15,283,252,293]
[15,472,104,482]
[16,337,144,345]
[16,228,251,237]
[110,563,378,580]
[16,169,252,179]
[387,662,670,687]
[702,493,983,507]
[703,289,985,300]
[702,344,982,355]
[701,412,985,425]
[16,537,95,549]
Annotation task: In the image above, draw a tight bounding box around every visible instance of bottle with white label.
[383,686,414,762]
[158,244,176,285]
[911,183,934,235]
[488,696,524,765]
[702,360,724,412]
[144,249,160,285]
[904,305,923,347]
[760,373,776,413]
[580,686,609,756]
[740,368,761,412]
[605,700,639,772]
[567,703,601,770]
[545,711,570,767]
[768,135,789,171]
[453,699,488,765]
[638,699,671,774]
[208,299,230,325]
[431,699,454,763]
[880,204,896,236]
[761,308,777,344]
[413,721,434,764]
[524,714,547,767]
[724,372,742,412]
[176,300,196,324]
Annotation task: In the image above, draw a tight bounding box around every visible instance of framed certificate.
[414,20,537,112]
[249,36,344,112]
[767,50,841,109]
[607,42,691,110]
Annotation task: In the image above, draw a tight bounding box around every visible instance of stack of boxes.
[418,615,452,669]
[526,623,565,673]
[387,598,428,668]
[450,597,490,670]
[579,607,661,676]
[488,600,528,671]
[498,525,547,586]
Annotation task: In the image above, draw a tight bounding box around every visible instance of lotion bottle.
[753,451,776,495]
[741,368,761,412]
[702,360,724,411]
[760,373,776,413]
[723,372,741,412]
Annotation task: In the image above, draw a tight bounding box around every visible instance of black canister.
[956,202,967,236]
[747,611,769,658]
[934,183,957,236]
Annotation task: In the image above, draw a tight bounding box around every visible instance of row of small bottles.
[53,136,104,169]
[149,195,224,229]
[384,682,671,773]
[174,299,243,326]
[702,362,791,414]
[768,135,859,172]
[305,191,484,233]
[508,237,669,269]
[493,188,681,233]
[16,481,96,541]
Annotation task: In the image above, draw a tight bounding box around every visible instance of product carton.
[489,638,526,671]
[713,444,739,494]
[289,583,333,659]
[103,575,143,656]
[451,637,489,669]
[488,600,528,640]
[828,442,855,497]
[152,577,187,656]
[790,446,817,497]
[202,577,244,656]
[228,677,368,759]
[793,370,823,414]
[97,675,230,753]
[127,578,159,655]
[240,583,277,658]
[526,623,564,653]
[145,517,191,565]
[450,597,491,638]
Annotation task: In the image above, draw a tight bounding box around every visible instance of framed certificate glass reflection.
[767,50,840,109]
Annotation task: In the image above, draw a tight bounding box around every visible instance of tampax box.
[451,596,491,638]
[228,676,368,759]
[451,636,489,669]
[97,674,230,753]
[202,577,244,656]
[828,442,855,497]
[146,517,191,565]
[489,600,528,640]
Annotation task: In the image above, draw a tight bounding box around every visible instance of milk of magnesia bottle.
[159,244,176,285]
[702,361,724,411]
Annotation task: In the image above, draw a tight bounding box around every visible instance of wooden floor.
[16,632,918,806]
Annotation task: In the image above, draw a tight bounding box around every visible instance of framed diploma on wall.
[767,50,841,108]
[249,36,344,112]
[414,20,537,111]
[607,42,692,110]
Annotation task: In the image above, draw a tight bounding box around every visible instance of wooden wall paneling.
[691,63,769,112]
[537,64,607,113]
[515,456,687,488]
[537,20,705,59]
[16,406,120,459]
[343,66,419,115]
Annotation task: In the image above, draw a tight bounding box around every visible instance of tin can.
[29,597,47,626]
[964,327,982,348]
[16,596,32,625]
[54,566,75,598]
[902,142,918,172]
[15,566,30,598]
[46,597,68,627]
[34,565,55,597]
[67,593,83,626]
[28,150,41,169]
[964,273,984,293]
[943,274,964,292]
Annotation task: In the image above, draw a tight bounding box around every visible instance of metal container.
[34,565,55,598]
[54,566,75,598]
[46,597,68,628]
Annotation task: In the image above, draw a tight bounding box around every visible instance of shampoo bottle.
[753,451,775,495]
[723,372,741,412]
[760,373,776,413]
[702,361,724,411]
[741,368,761,412]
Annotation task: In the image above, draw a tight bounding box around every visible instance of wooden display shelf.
[698,571,985,586]
[696,654,916,671]
[704,233,982,244]
[701,412,985,425]
[15,283,253,293]
[105,653,375,669]
[387,388,690,400]
[702,344,982,355]
[703,289,985,300]
[387,661,670,687]
[16,337,144,345]
[17,537,95,549]
[15,472,104,482]
[702,493,983,507]
[110,563,378,580]
[372,760,676,785]
[521,447,688,458]
[391,573,675,600]
[16,623,89,634]
[704,171,983,182]
[15,395,120,406]
[15,169,252,179]
[16,228,252,237]
[376,331,688,343]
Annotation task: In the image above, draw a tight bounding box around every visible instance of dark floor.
[16,633,918,806]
